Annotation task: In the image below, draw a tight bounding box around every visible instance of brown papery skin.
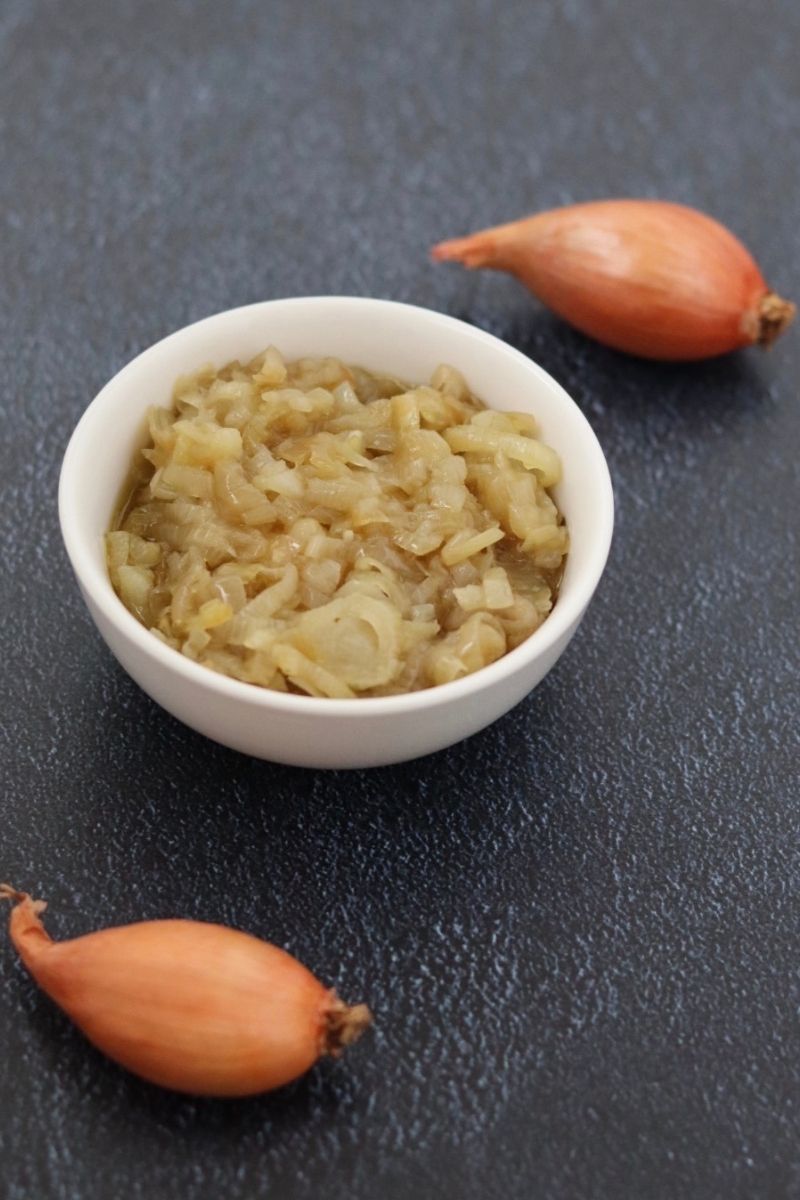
[2,889,369,1097]
[432,200,795,361]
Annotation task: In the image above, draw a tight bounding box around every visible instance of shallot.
[1,884,371,1097]
[432,200,795,360]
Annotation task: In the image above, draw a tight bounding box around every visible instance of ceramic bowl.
[59,297,613,768]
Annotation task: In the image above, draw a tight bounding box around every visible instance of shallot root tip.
[430,233,497,270]
[324,998,373,1057]
[756,292,796,347]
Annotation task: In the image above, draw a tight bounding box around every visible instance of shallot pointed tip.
[1,884,48,917]
[430,233,497,270]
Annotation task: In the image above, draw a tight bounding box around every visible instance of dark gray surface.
[1,1,799,1197]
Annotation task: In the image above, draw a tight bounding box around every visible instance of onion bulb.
[1,884,371,1097]
[432,199,795,361]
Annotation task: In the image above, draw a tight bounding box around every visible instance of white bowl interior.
[61,297,613,716]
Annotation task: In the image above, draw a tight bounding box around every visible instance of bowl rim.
[59,295,614,716]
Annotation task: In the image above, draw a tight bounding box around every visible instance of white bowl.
[59,297,613,768]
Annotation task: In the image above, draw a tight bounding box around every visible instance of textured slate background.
[1,1,799,1197]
